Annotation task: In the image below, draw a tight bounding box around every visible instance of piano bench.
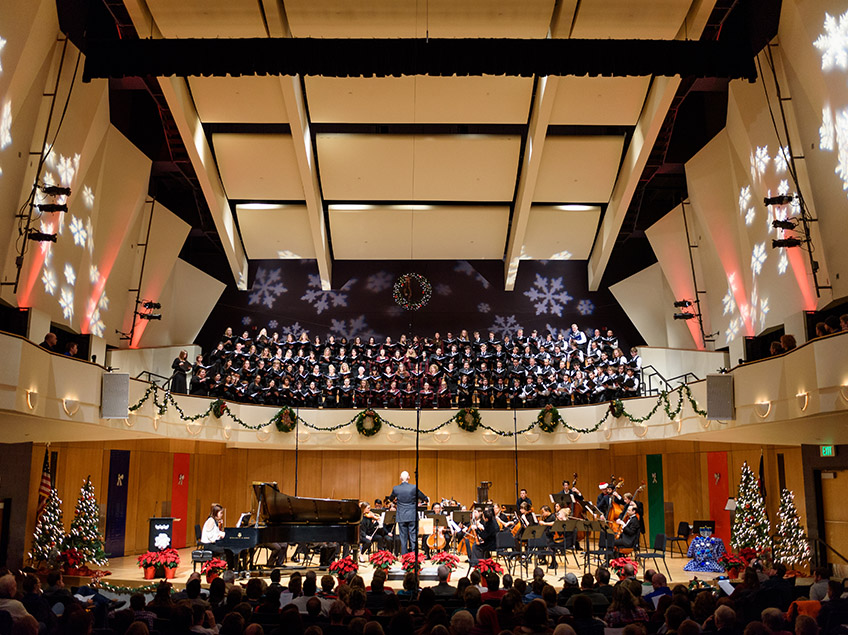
[192,550,213,572]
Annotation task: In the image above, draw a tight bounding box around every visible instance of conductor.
[390,471,429,555]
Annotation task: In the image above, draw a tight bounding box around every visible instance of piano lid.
[253,482,362,525]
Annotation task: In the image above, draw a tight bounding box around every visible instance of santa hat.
[598,482,610,490]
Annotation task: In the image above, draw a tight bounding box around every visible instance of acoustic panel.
[101,373,129,419]
[706,373,735,421]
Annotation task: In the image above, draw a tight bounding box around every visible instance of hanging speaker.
[706,373,734,421]
[101,373,130,419]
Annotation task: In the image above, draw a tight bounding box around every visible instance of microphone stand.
[294,405,300,497]
[513,401,519,505]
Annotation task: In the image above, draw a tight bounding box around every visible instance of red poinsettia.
[609,557,639,576]
[400,552,426,572]
[368,550,397,571]
[200,558,228,575]
[329,556,359,579]
[738,547,758,564]
[474,558,504,574]
[137,551,159,568]
[718,553,748,571]
[430,551,460,570]
[158,548,181,569]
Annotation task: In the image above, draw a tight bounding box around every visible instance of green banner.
[646,454,664,547]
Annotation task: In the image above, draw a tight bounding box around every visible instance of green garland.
[127,385,707,438]
[96,579,159,594]
[455,408,481,432]
[355,410,383,437]
[273,406,297,433]
[536,404,562,433]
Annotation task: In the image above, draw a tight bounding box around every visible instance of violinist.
[537,505,558,558]
[493,503,516,532]
[360,502,388,552]
[469,507,499,566]
[519,502,537,528]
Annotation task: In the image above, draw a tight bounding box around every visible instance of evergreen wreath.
[272,406,298,433]
[536,404,562,433]
[609,400,625,419]
[392,273,432,311]
[210,399,227,419]
[455,408,481,432]
[355,410,382,437]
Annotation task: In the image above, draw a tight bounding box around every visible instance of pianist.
[201,504,232,567]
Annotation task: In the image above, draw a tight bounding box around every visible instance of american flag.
[36,447,52,518]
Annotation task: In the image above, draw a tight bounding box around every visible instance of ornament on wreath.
[536,404,562,433]
[455,408,481,432]
[273,406,298,433]
[210,399,227,419]
[392,273,432,311]
[355,410,382,437]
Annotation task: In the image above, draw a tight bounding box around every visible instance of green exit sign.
[820,445,836,457]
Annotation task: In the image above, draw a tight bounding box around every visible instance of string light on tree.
[65,477,108,566]
[731,461,770,552]
[773,488,811,568]
[29,488,66,567]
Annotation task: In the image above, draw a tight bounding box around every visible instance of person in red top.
[480,572,508,602]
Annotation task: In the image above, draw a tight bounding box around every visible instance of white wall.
[107,345,202,385]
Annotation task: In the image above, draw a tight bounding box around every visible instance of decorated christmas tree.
[731,461,770,551]
[773,488,811,568]
[29,488,66,566]
[65,477,108,566]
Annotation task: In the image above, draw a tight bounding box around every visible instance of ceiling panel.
[569,0,692,39]
[188,77,288,124]
[236,204,317,259]
[549,77,651,126]
[533,135,625,203]
[316,134,520,201]
[329,205,509,259]
[305,76,533,124]
[286,0,554,38]
[522,205,601,260]
[146,0,267,37]
[213,133,304,200]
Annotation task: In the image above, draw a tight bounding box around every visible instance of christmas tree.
[773,488,811,568]
[731,461,770,551]
[29,488,66,566]
[65,477,108,566]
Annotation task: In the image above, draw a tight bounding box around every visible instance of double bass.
[606,475,626,524]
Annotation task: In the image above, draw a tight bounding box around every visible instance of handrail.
[136,370,172,390]
[814,537,848,566]
[641,366,700,397]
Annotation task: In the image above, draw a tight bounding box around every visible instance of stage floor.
[95,544,725,593]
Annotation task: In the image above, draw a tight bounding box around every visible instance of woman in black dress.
[171,350,192,394]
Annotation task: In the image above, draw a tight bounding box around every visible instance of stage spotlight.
[764,194,795,206]
[772,238,804,248]
[771,219,797,230]
[40,185,72,197]
[673,300,693,308]
[142,301,161,310]
[138,313,162,321]
[673,313,697,320]
[36,203,68,213]
[27,231,57,242]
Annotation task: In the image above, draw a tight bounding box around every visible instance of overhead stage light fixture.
[36,203,68,213]
[142,301,161,310]
[138,313,162,321]
[40,185,72,197]
[673,300,693,308]
[27,231,57,242]
[764,194,795,206]
[771,219,797,230]
[772,238,804,248]
[673,313,697,320]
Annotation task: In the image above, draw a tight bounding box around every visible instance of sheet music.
[237,512,251,527]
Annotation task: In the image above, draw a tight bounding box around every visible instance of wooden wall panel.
[361,451,399,505]
[321,451,362,501]
[475,451,516,506]
[435,450,475,504]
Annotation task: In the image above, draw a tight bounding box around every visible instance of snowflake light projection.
[835,108,848,191]
[477,302,491,313]
[0,100,11,150]
[278,322,308,339]
[0,36,6,73]
[820,106,835,151]
[777,180,790,196]
[85,218,94,254]
[301,274,355,315]
[751,242,767,276]
[745,208,756,226]
[759,296,770,330]
[435,283,452,296]
[814,11,848,71]
[725,317,741,345]
[577,299,595,316]
[549,250,573,260]
[41,269,56,296]
[523,273,573,316]
[488,315,522,338]
[63,263,75,285]
[365,271,392,293]
[57,154,76,185]
[774,146,790,174]
[545,324,569,340]
[330,316,380,341]
[97,292,109,312]
[248,266,287,309]
[751,146,770,179]
[69,215,87,247]
[242,316,252,326]
[738,186,752,211]
[268,319,278,330]
[722,287,736,316]
[82,185,94,208]
[59,287,74,320]
[454,261,491,288]
[88,306,105,338]
[778,251,789,275]
[89,264,100,284]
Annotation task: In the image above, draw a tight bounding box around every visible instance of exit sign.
[820,445,836,457]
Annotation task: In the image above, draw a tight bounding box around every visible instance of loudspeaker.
[706,373,734,420]
[101,373,130,419]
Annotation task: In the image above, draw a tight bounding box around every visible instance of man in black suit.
[431,565,457,597]
[390,471,428,555]
[613,504,640,551]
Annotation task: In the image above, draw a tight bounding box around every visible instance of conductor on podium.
[390,471,429,555]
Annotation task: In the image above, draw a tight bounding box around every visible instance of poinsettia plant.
[368,550,397,571]
[200,557,228,575]
[400,551,426,572]
[474,558,504,574]
[137,551,160,568]
[738,547,758,564]
[329,555,359,579]
[718,553,748,571]
[58,548,84,570]
[158,548,181,569]
[430,551,460,570]
[609,556,639,576]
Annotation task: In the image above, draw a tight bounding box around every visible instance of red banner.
[171,453,190,549]
[707,451,731,548]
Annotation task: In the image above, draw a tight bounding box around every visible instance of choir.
[181,325,641,409]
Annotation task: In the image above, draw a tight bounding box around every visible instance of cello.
[570,472,588,542]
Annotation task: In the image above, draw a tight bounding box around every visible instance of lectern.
[148,517,175,551]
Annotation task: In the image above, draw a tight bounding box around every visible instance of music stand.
[382,511,398,555]
[550,493,574,509]
[519,525,549,576]
[502,505,517,514]
[452,511,472,525]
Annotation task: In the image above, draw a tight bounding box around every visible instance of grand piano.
[216,482,362,566]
